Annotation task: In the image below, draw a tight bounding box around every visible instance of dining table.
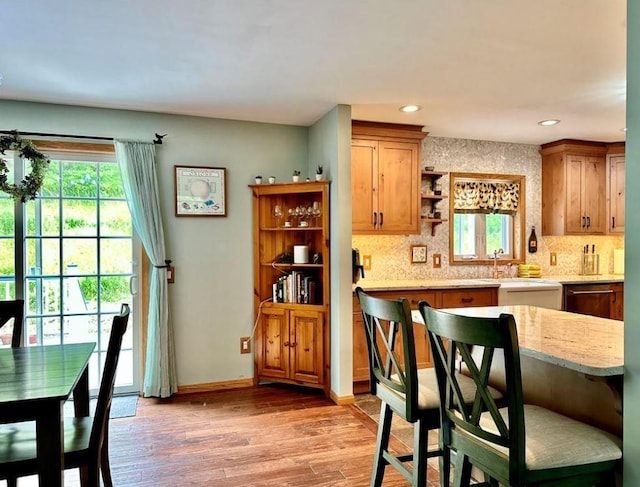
[0,342,96,486]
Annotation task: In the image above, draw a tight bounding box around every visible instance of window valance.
[453,181,520,214]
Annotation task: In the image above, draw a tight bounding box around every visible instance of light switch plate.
[550,252,557,266]
[363,255,372,270]
[433,253,442,268]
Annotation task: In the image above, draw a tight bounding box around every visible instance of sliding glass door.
[0,148,140,394]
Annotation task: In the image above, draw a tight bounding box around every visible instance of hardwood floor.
[5,384,441,486]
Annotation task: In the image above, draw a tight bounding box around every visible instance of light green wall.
[309,104,353,399]
[624,0,639,483]
[0,100,309,388]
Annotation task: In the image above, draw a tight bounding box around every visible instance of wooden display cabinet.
[250,181,330,393]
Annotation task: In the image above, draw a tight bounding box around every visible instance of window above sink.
[450,172,526,266]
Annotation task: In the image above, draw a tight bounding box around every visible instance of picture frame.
[174,165,227,217]
[410,245,428,264]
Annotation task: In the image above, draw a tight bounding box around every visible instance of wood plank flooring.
[6,384,441,486]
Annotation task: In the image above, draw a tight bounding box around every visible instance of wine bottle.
[528,226,538,253]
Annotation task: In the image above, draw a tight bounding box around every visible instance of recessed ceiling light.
[399,105,421,113]
[621,127,627,132]
[538,119,560,126]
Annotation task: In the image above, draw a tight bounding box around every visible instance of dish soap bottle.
[528,226,538,253]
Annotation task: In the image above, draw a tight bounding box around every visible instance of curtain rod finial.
[154,133,167,145]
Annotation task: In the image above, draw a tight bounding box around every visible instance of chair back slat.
[419,302,526,473]
[0,299,25,348]
[356,287,420,422]
[90,303,130,451]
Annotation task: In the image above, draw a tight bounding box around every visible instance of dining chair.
[0,299,24,347]
[419,302,622,487]
[0,303,131,487]
[355,288,502,487]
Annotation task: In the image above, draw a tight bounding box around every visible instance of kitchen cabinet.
[250,181,330,393]
[351,121,427,235]
[353,286,498,391]
[608,153,625,234]
[541,140,607,236]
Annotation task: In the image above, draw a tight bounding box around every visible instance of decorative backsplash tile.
[353,136,623,280]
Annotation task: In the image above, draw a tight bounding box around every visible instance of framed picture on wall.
[410,245,428,264]
[174,165,227,217]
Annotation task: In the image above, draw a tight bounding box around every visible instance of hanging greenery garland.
[0,131,50,202]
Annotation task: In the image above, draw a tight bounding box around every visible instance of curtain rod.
[0,130,167,145]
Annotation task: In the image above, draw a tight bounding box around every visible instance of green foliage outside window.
[0,158,131,303]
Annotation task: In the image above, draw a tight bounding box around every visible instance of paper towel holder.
[293,245,310,264]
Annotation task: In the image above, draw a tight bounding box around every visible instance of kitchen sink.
[479,278,563,309]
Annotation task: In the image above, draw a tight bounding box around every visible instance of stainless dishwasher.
[563,283,617,319]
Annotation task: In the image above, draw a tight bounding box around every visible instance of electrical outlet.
[363,254,372,270]
[433,253,442,268]
[550,252,557,266]
[240,337,251,354]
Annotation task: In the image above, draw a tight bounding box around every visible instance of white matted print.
[174,165,226,217]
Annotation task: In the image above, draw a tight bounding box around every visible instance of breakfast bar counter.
[413,304,623,376]
[413,305,623,436]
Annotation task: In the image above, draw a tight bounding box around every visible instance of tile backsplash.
[352,136,624,280]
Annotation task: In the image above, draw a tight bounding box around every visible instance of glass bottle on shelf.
[528,226,538,253]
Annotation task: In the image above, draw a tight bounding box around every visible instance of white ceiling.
[0,0,627,145]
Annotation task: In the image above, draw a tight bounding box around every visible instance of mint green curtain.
[114,140,177,398]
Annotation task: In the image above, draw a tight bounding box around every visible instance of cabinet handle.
[284,341,290,347]
[612,217,616,229]
[586,216,591,228]
[581,216,586,228]
[461,297,474,303]
[290,342,296,348]
[373,212,377,227]
[380,212,384,227]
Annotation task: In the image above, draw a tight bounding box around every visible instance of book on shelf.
[272,271,317,304]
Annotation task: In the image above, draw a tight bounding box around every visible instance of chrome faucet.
[492,248,504,279]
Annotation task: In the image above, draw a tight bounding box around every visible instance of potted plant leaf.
[316,165,324,181]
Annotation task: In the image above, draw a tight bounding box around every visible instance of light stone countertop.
[355,274,624,292]
[412,305,623,376]
[355,279,500,291]
[544,274,624,284]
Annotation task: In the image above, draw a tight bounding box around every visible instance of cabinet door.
[289,309,324,384]
[377,141,420,234]
[351,139,377,233]
[565,155,586,234]
[582,157,607,234]
[257,307,290,380]
[352,297,370,384]
[609,155,625,233]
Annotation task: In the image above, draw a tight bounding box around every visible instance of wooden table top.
[0,343,96,404]
[412,305,623,377]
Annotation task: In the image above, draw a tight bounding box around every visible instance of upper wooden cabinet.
[351,121,427,235]
[608,149,625,234]
[541,140,608,236]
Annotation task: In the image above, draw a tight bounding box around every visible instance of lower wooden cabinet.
[257,306,325,387]
[353,287,498,390]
